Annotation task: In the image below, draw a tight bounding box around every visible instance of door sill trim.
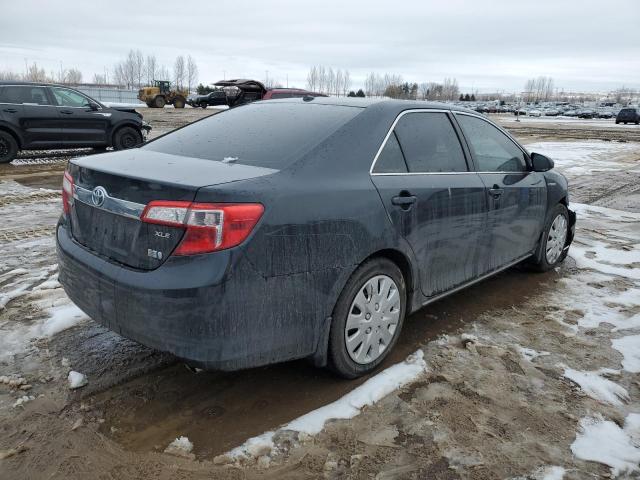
[421,253,532,307]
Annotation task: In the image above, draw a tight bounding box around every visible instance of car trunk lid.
[66,149,276,270]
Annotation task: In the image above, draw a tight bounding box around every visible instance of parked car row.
[0,82,151,163]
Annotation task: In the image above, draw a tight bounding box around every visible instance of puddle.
[92,263,563,459]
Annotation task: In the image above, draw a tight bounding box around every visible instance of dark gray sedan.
[56,98,575,378]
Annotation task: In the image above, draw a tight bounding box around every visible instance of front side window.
[51,87,92,108]
[0,86,50,105]
[393,112,468,173]
[456,114,527,172]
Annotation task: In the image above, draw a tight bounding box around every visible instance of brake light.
[62,171,74,214]
[140,201,264,255]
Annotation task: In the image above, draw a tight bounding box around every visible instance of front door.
[371,110,488,298]
[51,86,109,146]
[454,113,547,273]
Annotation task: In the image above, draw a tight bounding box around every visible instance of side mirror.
[87,102,100,111]
[531,152,554,172]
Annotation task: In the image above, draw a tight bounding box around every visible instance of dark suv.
[616,107,640,124]
[0,82,151,163]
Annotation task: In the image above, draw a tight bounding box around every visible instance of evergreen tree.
[459,93,464,101]
[356,89,365,97]
[348,91,357,97]
[470,94,476,101]
[464,93,470,101]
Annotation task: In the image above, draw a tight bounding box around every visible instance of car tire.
[113,127,143,150]
[0,131,18,164]
[328,257,406,379]
[529,203,570,272]
[615,121,620,124]
[201,103,207,109]
[154,96,166,108]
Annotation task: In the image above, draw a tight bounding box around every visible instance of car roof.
[263,96,480,115]
[0,81,74,88]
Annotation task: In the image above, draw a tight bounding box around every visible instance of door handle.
[60,110,73,115]
[391,193,417,209]
[489,185,504,199]
[2,108,18,113]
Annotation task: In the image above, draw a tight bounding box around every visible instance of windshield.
[144,102,362,169]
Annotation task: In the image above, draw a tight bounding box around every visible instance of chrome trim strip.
[421,253,532,307]
[73,185,145,220]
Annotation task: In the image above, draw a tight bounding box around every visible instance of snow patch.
[68,371,87,390]
[229,350,427,460]
[571,415,640,477]
[517,346,550,362]
[164,436,195,459]
[611,335,640,373]
[563,368,628,405]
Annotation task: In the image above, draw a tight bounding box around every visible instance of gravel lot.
[1,108,639,479]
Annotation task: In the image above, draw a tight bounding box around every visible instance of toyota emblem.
[91,186,107,207]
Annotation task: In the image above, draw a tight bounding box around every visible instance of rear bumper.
[56,222,321,370]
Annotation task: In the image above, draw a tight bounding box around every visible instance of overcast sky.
[1,0,638,93]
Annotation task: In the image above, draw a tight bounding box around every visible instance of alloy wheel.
[345,275,401,364]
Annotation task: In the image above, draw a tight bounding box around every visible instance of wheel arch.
[0,125,23,148]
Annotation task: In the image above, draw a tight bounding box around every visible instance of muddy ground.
[0,109,639,479]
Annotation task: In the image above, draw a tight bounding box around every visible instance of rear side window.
[373,132,407,173]
[456,114,527,172]
[145,103,362,169]
[393,112,468,173]
[0,86,51,105]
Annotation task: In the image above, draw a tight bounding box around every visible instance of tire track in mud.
[0,190,60,207]
[0,225,56,244]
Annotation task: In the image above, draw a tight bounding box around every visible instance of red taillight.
[62,171,74,214]
[140,201,264,256]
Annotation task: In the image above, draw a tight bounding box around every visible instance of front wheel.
[113,127,143,150]
[530,204,570,272]
[0,131,18,163]
[328,258,406,378]
[201,103,207,109]
[153,96,166,108]
[173,97,185,109]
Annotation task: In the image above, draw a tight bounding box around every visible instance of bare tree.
[306,66,318,91]
[24,62,48,82]
[342,70,351,97]
[92,73,107,85]
[186,55,198,92]
[65,68,82,84]
[174,56,186,90]
[419,82,429,100]
[145,55,157,85]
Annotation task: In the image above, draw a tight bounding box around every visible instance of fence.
[75,87,144,105]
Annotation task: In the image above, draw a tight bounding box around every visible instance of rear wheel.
[0,131,18,163]
[328,258,406,378]
[173,97,185,109]
[529,203,569,272]
[201,103,208,109]
[113,127,143,150]
[153,96,166,108]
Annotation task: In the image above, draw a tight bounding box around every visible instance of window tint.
[144,103,362,169]
[51,87,91,107]
[373,132,407,173]
[392,112,468,173]
[0,86,50,105]
[456,114,527,172]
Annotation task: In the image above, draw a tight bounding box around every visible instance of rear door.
[454,113,546,273]
[371,110,488,297]
[51,86,109,146]
[2,85,62,147]
[0,86,25,134]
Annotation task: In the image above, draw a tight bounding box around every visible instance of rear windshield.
[144,102,362,169]
[620,108,636,114]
